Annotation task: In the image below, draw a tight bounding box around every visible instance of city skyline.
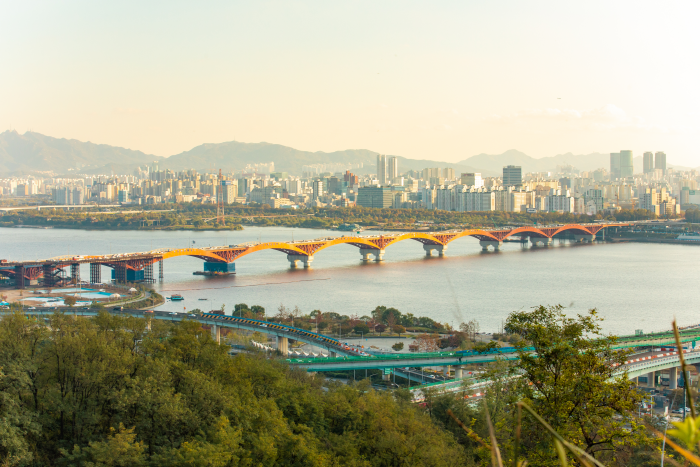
[2,1,699,166]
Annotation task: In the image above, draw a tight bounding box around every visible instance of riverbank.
[608,237,700,245]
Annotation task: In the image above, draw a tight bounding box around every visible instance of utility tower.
[217,169,224,224]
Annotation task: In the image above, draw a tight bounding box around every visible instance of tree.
[64,295,77,308]
[382,307,402,326]
[504,305,650,464]
[317,321,328,331]
[393,325,406,337]
[414,333,439,352]
[353,323,370,335]
[60,424,147,466]
[276,304,289,320]
[251,305,265,317]
[374,324,387,336]
[392,342,404,351]
[371,306,386,323]
[459,319,480,343]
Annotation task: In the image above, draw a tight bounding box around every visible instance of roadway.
[4,307,698,383]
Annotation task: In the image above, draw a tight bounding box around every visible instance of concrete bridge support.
[360,249,384,262]
[669,367,678,389]
[382,373,391,381]
[646,371,656,388]
[479,241,502,252]
[211,324,221,344]
[574,234,596,243]
[531,238,553,247]
[14,265,24,289]
[287,255,313,268]
[455,366,463,379]
[443,365,451,377]
[277,336,289,355]
[423,244,448,257]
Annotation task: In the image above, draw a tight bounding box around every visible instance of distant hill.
[163,141,379,174]
[164,140,484,176]
[0,130,163,175]
[458,150,611,174]
[1,131,691,177]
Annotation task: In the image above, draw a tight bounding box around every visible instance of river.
[1,226,698,334]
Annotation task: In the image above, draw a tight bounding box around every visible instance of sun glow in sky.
[2,1,699,165]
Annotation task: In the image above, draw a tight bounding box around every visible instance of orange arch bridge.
[1,223,628,288]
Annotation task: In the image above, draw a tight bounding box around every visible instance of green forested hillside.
[0,311,463,466]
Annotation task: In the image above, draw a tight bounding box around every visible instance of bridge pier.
[382,372,391,381]
[455,366,463,379]
[360,249,384,262]
[90,263,101,284]
[159,260,164,281]
[646,371,656,388]
[530,238,553,247]
[14,265,24,289]
[211,324,221,344]
[423,244,448,257]
[70,263,80,284]
[669,367,678,389]
[479,240,502,252]
[287,255,313,268]
[43,264,57,287]
[203,261,236,274]
[574,234,596,243]
[443,365,451,377]
[277,336,289,355]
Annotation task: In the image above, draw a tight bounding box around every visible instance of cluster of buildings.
[1,150,698,217]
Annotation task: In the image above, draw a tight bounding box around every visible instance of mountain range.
[0,130,691,177]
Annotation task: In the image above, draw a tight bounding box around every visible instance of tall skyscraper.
[619,150,633,178]
[377,155,387,185]
[643,152,654,173]
[655,152,667,173]
[502,165,522,188]
[610,153,621,180]
[388,156,398,182]
[312,180,324,200]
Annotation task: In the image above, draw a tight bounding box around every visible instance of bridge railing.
[201,312,340,342]
[288,350,469,365]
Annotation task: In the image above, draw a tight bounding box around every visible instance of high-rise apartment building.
[502,166,522,188]
[460,173,484,188]
[312,180,324,200]
[376,155,387,185]
[643,152,654,173]
[387,156,398,182]
[357,187,393,208]
[422,168,440,180]
[655,152,667,173]
[619,150,633,178]
[610,152,621,179]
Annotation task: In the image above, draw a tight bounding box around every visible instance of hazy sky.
[2,1,699,165]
